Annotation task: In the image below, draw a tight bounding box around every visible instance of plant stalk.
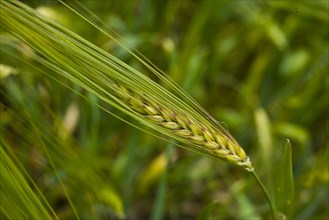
[251,170,276,219]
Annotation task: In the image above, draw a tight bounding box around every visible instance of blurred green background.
[1,0,328,219]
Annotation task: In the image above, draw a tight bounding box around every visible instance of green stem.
[251,170,276,219]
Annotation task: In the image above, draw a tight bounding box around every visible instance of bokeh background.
[1,0,328,219]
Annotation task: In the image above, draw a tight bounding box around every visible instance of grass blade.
[275,139,295,218]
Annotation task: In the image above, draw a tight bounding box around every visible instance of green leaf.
[99,187,125,219]
[275,139,295,218]
[254,107,274,185]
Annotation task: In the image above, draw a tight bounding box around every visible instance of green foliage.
[0,0,328,219]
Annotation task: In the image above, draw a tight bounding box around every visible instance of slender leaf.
[275,139,295,218]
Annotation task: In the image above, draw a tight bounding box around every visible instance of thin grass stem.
[251,171,276,219]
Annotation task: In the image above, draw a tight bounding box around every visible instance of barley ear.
[0,0,253,172]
